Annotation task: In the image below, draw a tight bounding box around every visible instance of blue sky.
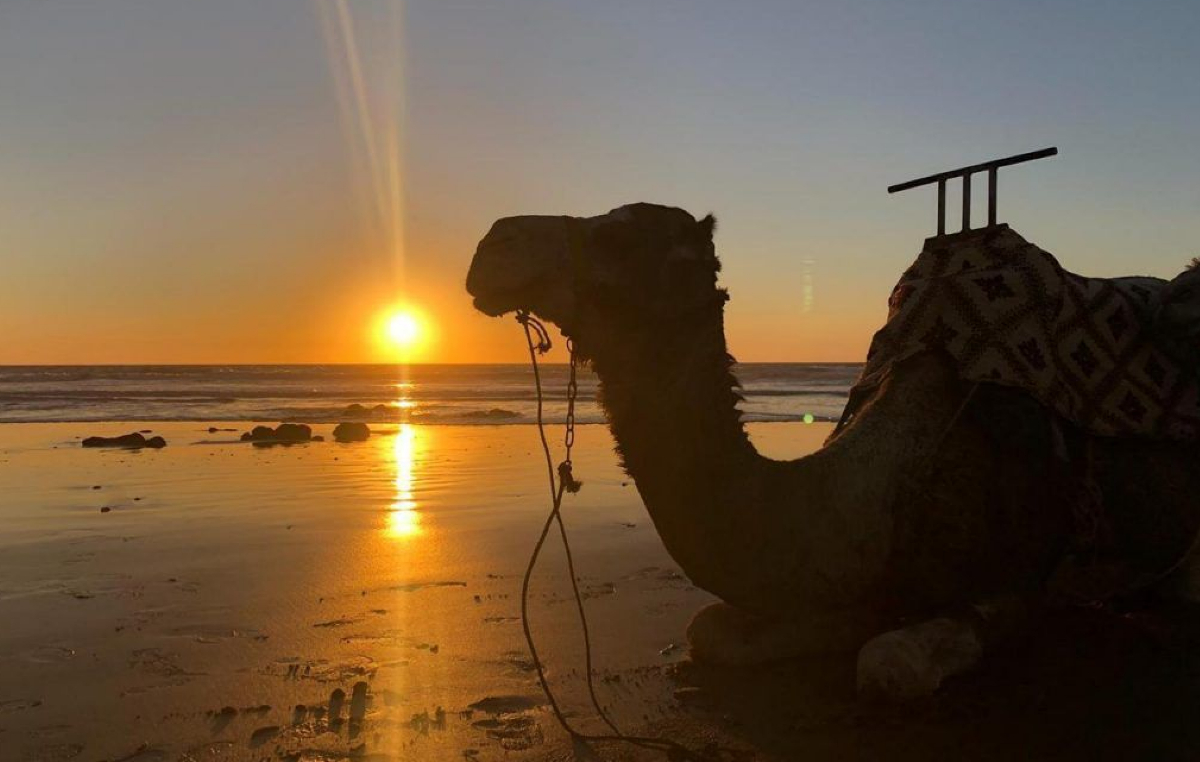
[2,0,1198,362]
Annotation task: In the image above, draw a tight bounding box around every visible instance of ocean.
[0,364,861,425]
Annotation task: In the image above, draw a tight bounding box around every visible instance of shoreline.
[0,364,860,429]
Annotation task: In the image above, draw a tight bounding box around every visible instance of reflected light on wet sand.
[387,423,421,538]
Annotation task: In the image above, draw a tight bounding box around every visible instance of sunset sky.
[2,0,1198,364]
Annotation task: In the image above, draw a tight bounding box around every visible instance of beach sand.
[0,421,818,761]
[5,421,1200,761]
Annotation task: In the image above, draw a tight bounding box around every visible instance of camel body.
[466,203,1200,696]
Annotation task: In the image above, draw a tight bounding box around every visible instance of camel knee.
[856,596,1029,701]
[856,617,982,700]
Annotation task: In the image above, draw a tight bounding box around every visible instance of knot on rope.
[515,310,552,354]
[558,461,583,493]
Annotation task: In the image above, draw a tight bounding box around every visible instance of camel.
[465,202,1200,699]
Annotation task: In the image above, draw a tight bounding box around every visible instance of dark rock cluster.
[240,423,316,445]
[82,432,166,449]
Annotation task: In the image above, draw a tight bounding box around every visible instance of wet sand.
[0,420,826,761]
[6,421,1200,761]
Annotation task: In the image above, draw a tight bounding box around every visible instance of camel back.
[853,226,1200,440]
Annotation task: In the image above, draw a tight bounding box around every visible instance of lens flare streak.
[314,0,407,276]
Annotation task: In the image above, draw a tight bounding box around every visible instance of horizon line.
[0,360,867,368]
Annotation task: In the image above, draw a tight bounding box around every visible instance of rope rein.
[515,310,715,761]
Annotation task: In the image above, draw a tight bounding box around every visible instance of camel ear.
[698,214,717,241]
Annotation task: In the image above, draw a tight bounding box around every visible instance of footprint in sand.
[348,680,370,735]
[209,706,237,734]
[467,695,544,714]
[328,688,345,724]
[496,651,536,674]
[247,726,280,748]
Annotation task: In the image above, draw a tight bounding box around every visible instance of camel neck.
[582,303,763,585]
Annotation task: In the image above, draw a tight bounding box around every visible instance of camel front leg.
[856,595,1029,700]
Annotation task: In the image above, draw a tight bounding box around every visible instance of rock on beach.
[81,433,166,449]
[332,422,371,442]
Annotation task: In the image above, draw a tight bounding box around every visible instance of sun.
[387,312,420,347]
[377,307,428,359]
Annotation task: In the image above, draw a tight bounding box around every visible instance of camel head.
[466,203,722,353]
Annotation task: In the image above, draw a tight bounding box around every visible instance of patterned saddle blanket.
[854,225,1200,440]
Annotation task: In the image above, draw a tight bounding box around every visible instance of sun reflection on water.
[387,423,421,538]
